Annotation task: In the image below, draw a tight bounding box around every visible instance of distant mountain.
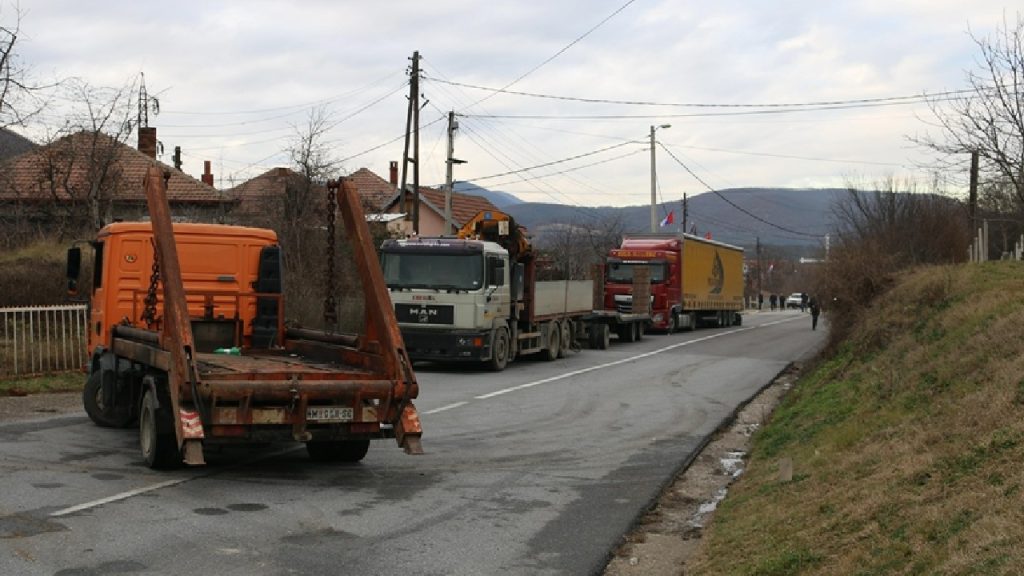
[0,128,36,160]
[503,188,850,252]
[453,182,524,208]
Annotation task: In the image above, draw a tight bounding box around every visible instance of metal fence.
[0,305,88,377]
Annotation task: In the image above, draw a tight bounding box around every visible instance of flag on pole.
[659,211,674,227]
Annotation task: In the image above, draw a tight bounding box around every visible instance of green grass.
[689,262,1024,575]
[0,372,84,396]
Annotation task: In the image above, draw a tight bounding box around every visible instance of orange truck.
[66,167,422,468]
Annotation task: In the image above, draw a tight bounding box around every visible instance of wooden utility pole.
[681,192,688,235]
[411,51,421,234]
[399,51,420,232]
[444,111,465,235]
[968,150,979,231]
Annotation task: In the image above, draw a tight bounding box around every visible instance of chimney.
[389,161,398,186]
[138,127,157,159]
[201,160,214,186]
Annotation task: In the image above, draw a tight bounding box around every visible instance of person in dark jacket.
[809,296,821,330]
[769,294,777,311]
[800,292,808,312]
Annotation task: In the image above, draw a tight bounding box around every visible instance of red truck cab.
[605,236,681,331]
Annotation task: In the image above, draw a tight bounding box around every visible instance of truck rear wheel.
[306,439,371,463]
[84,371,133,429]
[635,322,645,341]
[489,327,510,371]
[140,386,180,469]
[543,324,560,361]
[594,324,610,350]
[557,321,572,358]
[618,323,635,343]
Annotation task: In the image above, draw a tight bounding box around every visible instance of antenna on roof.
[137,72,160,128]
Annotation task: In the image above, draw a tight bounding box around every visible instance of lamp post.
[650,124,671,232]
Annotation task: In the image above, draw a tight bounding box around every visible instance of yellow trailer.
[680,234,744,327]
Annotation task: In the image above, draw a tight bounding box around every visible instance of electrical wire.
[428,77,975,109]
[466,0,638,108]
[658,142,821,238]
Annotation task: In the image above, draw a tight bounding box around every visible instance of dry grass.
[688,262,1024,575]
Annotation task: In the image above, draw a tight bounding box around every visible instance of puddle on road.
[0,511,68,538]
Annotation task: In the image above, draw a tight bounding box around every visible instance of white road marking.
[423,401,468,415]
[50,477,191,517]
[50,445,304,518]
[476,315,814,400]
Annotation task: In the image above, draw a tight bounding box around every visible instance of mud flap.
[180,409,206,465]
[395,403,424,455]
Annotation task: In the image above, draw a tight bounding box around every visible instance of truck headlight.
[653,313,664,322]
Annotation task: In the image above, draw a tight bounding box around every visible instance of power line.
[458,97,961,120]
[467,0,638,108]
[474,148,645,189]
[427,77,974,109]
[467,139,639,182]
[658,142,820,238]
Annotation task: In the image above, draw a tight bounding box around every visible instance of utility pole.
[968,150,979,232]
[444,111,466,235]
[756,236,763,302]
[399,51,420,233]
[648,124,671,232]
[412,51,421,235]
[681,192,688,235]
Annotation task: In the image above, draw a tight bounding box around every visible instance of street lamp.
[650,124,671,232]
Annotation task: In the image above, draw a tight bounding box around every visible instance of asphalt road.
[0,310,824,576]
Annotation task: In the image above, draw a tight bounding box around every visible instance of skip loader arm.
[142,166,207,466]
[334,179,423,454]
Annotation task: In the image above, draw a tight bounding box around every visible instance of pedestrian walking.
[800,292,808,312]
[757,293,763,310]
[809,296,821,330]
[769,294,777,311]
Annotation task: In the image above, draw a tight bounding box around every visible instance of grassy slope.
[689,262,1024,576]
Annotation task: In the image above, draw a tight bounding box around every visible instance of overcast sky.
[9,0,1017,208]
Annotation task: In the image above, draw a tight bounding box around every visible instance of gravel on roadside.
[0,392,83,423]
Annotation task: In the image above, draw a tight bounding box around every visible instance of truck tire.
[596,324,610,350]
[83,371,133,429]
[489,327,510,372]
[140,386,180,469]
[635,322,645,341]
[557,321,572,358]
[543,324,560,361]
[618,323,635,343]
[306,439,371,463]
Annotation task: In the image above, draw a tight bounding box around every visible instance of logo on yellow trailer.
[708,251,725,294]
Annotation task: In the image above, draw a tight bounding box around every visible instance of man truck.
[68,167,422,468]
[380,210,652,371]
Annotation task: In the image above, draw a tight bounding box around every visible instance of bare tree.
[39,78,136,234]
[918,13,1024,203]
[816,177,970,351]
[0,5,48,129]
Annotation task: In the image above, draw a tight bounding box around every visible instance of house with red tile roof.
[382,185,500,236]
[0,128,232,231]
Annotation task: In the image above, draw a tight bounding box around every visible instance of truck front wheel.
[489,327,510,371]
[140,386,180,469]
[84,371,133,429]
[306,439,370,463]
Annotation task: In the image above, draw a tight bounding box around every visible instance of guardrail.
[0,304,88,377]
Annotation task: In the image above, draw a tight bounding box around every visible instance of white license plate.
[306,407,354,422]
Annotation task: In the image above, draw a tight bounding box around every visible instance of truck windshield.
[606,261,668,284]
[381,252,484,291]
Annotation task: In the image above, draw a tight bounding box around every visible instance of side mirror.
[66,247,81,296]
